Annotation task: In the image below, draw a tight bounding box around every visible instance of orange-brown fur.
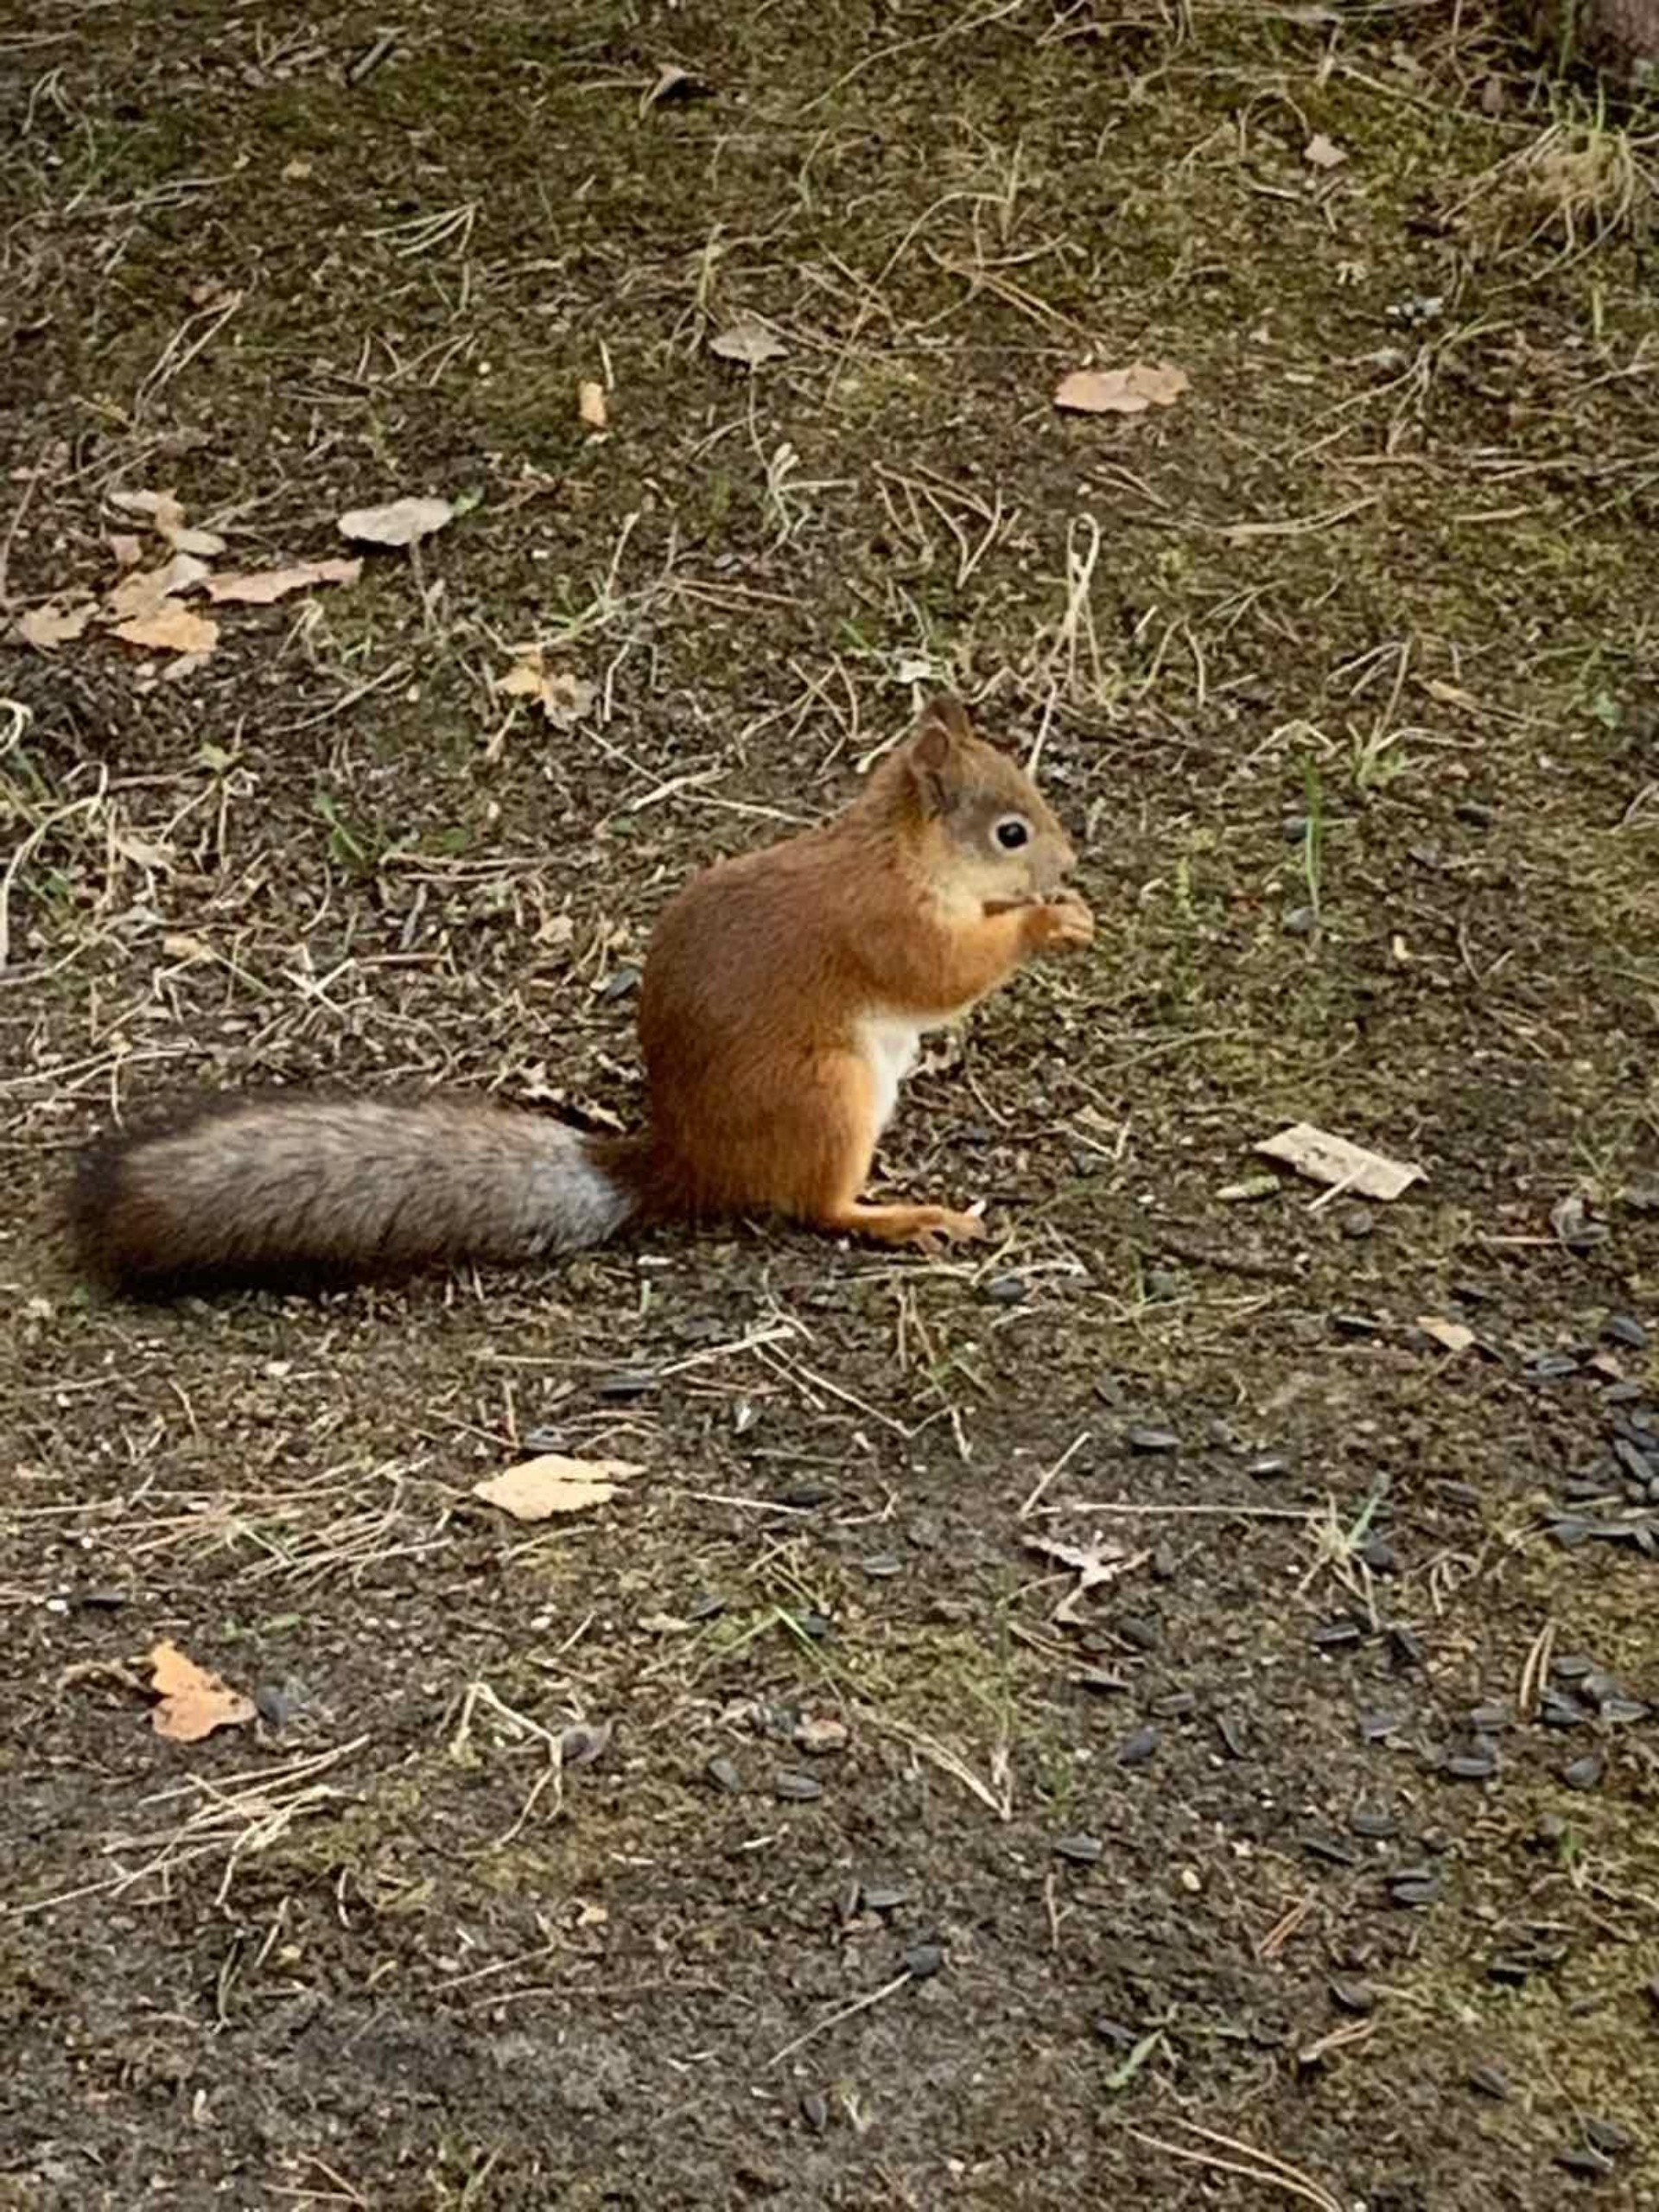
[70,695,1091,1294]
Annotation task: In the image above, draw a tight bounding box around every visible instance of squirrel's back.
[73,1094,640,1294]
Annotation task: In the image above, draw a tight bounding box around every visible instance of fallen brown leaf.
[578,378,609,430]
[474,1453,642,1521]
[337,495,454,549]
[105,552,213,623]
[149,1639,257,1743]
[1055,361,1190,416]
[1255,1123,1424,1203]
[17,599,99,652]
[205,557,362,605]
[112,605,220,656]
[1026,1533,1145,1624]
[495,652,598,728]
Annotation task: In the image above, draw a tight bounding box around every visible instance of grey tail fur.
[70,1093,645,1296]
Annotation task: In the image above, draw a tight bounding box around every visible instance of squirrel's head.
[895,693,1077,906]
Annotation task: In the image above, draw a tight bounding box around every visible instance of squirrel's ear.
[906,693,973,810]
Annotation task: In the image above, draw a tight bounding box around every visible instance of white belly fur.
[858,1015,931,1137]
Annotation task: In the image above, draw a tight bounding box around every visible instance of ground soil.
[3,4,1659,2208]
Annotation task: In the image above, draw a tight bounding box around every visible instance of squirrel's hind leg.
[779,1052,985,1253]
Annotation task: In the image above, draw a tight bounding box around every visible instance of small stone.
[1145,1268,1182,1301]
[860,1553,903,1579]
[1467,2063,1510,2101]
[1053,1832,1104,1865]
[594,1370,656,1402]
[1585,2119,1634,2158]
[800,2091,829,2133]
[1092,2015,1138,2048]
[1357,1535,1398,1574]
[793,1611,832,1640]
[1116,1726,1159,1767]
[860,1881,909,1913]
[1124,1424,1179,1455]
[1555,2147,1615,2180]
[1304,1831,1361,1867]
[1247,1453,1291,1480]
[1282,905,1316,937]
[1444,1743,1499,1782]
[1562,1756,1604,1791]
[773,1770,823,1802]
[901,1942,944,1980]
[1468,1701,1511,1732]
[706,1756,742,1794]
[984,1274,1029,1305]
[254,1680,307,1729]
[1116,1613,1161,1652]
[780,1484,834,1509]
[1350,1808,1399,1840]
[1314,1618,1366,1651]
[1338,1206,1375,1240]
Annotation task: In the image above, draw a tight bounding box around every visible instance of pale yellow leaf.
[710,321,788,369]
[1255,1122,1424,1202]
[1417,1315,1476,1355]
[337,495,454,549]
[148,1639,256,1743]
[17,599,99,652]
[1055,361,1190,416]
[164,524,228,556]
[578,378,609,430]
[205,557,362,605]
[109,487,187,536]
[496,659,546,697]
[112,606,220,656]
[474,1453,643,1521]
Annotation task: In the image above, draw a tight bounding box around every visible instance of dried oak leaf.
[206,558,362,605]
[337,495,454,549]
[112,606,220,657]
[474,1454,643,1521]
[1055,362,1190,416]
[17,599,99,652]
[149,1639,257,1743]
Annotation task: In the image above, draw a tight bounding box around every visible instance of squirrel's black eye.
[995,817,1030,852]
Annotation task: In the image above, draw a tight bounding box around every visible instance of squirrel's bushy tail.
[71,1095,644,1294]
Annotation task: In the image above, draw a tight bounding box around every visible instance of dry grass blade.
[1124,2120,1344,2212]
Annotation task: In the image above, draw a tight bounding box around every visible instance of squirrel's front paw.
[1030,891,1095,952]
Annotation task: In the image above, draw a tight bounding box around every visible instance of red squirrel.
[71,693,1092,1294]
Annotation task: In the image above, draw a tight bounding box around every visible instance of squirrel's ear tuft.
[906,693,974,810]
